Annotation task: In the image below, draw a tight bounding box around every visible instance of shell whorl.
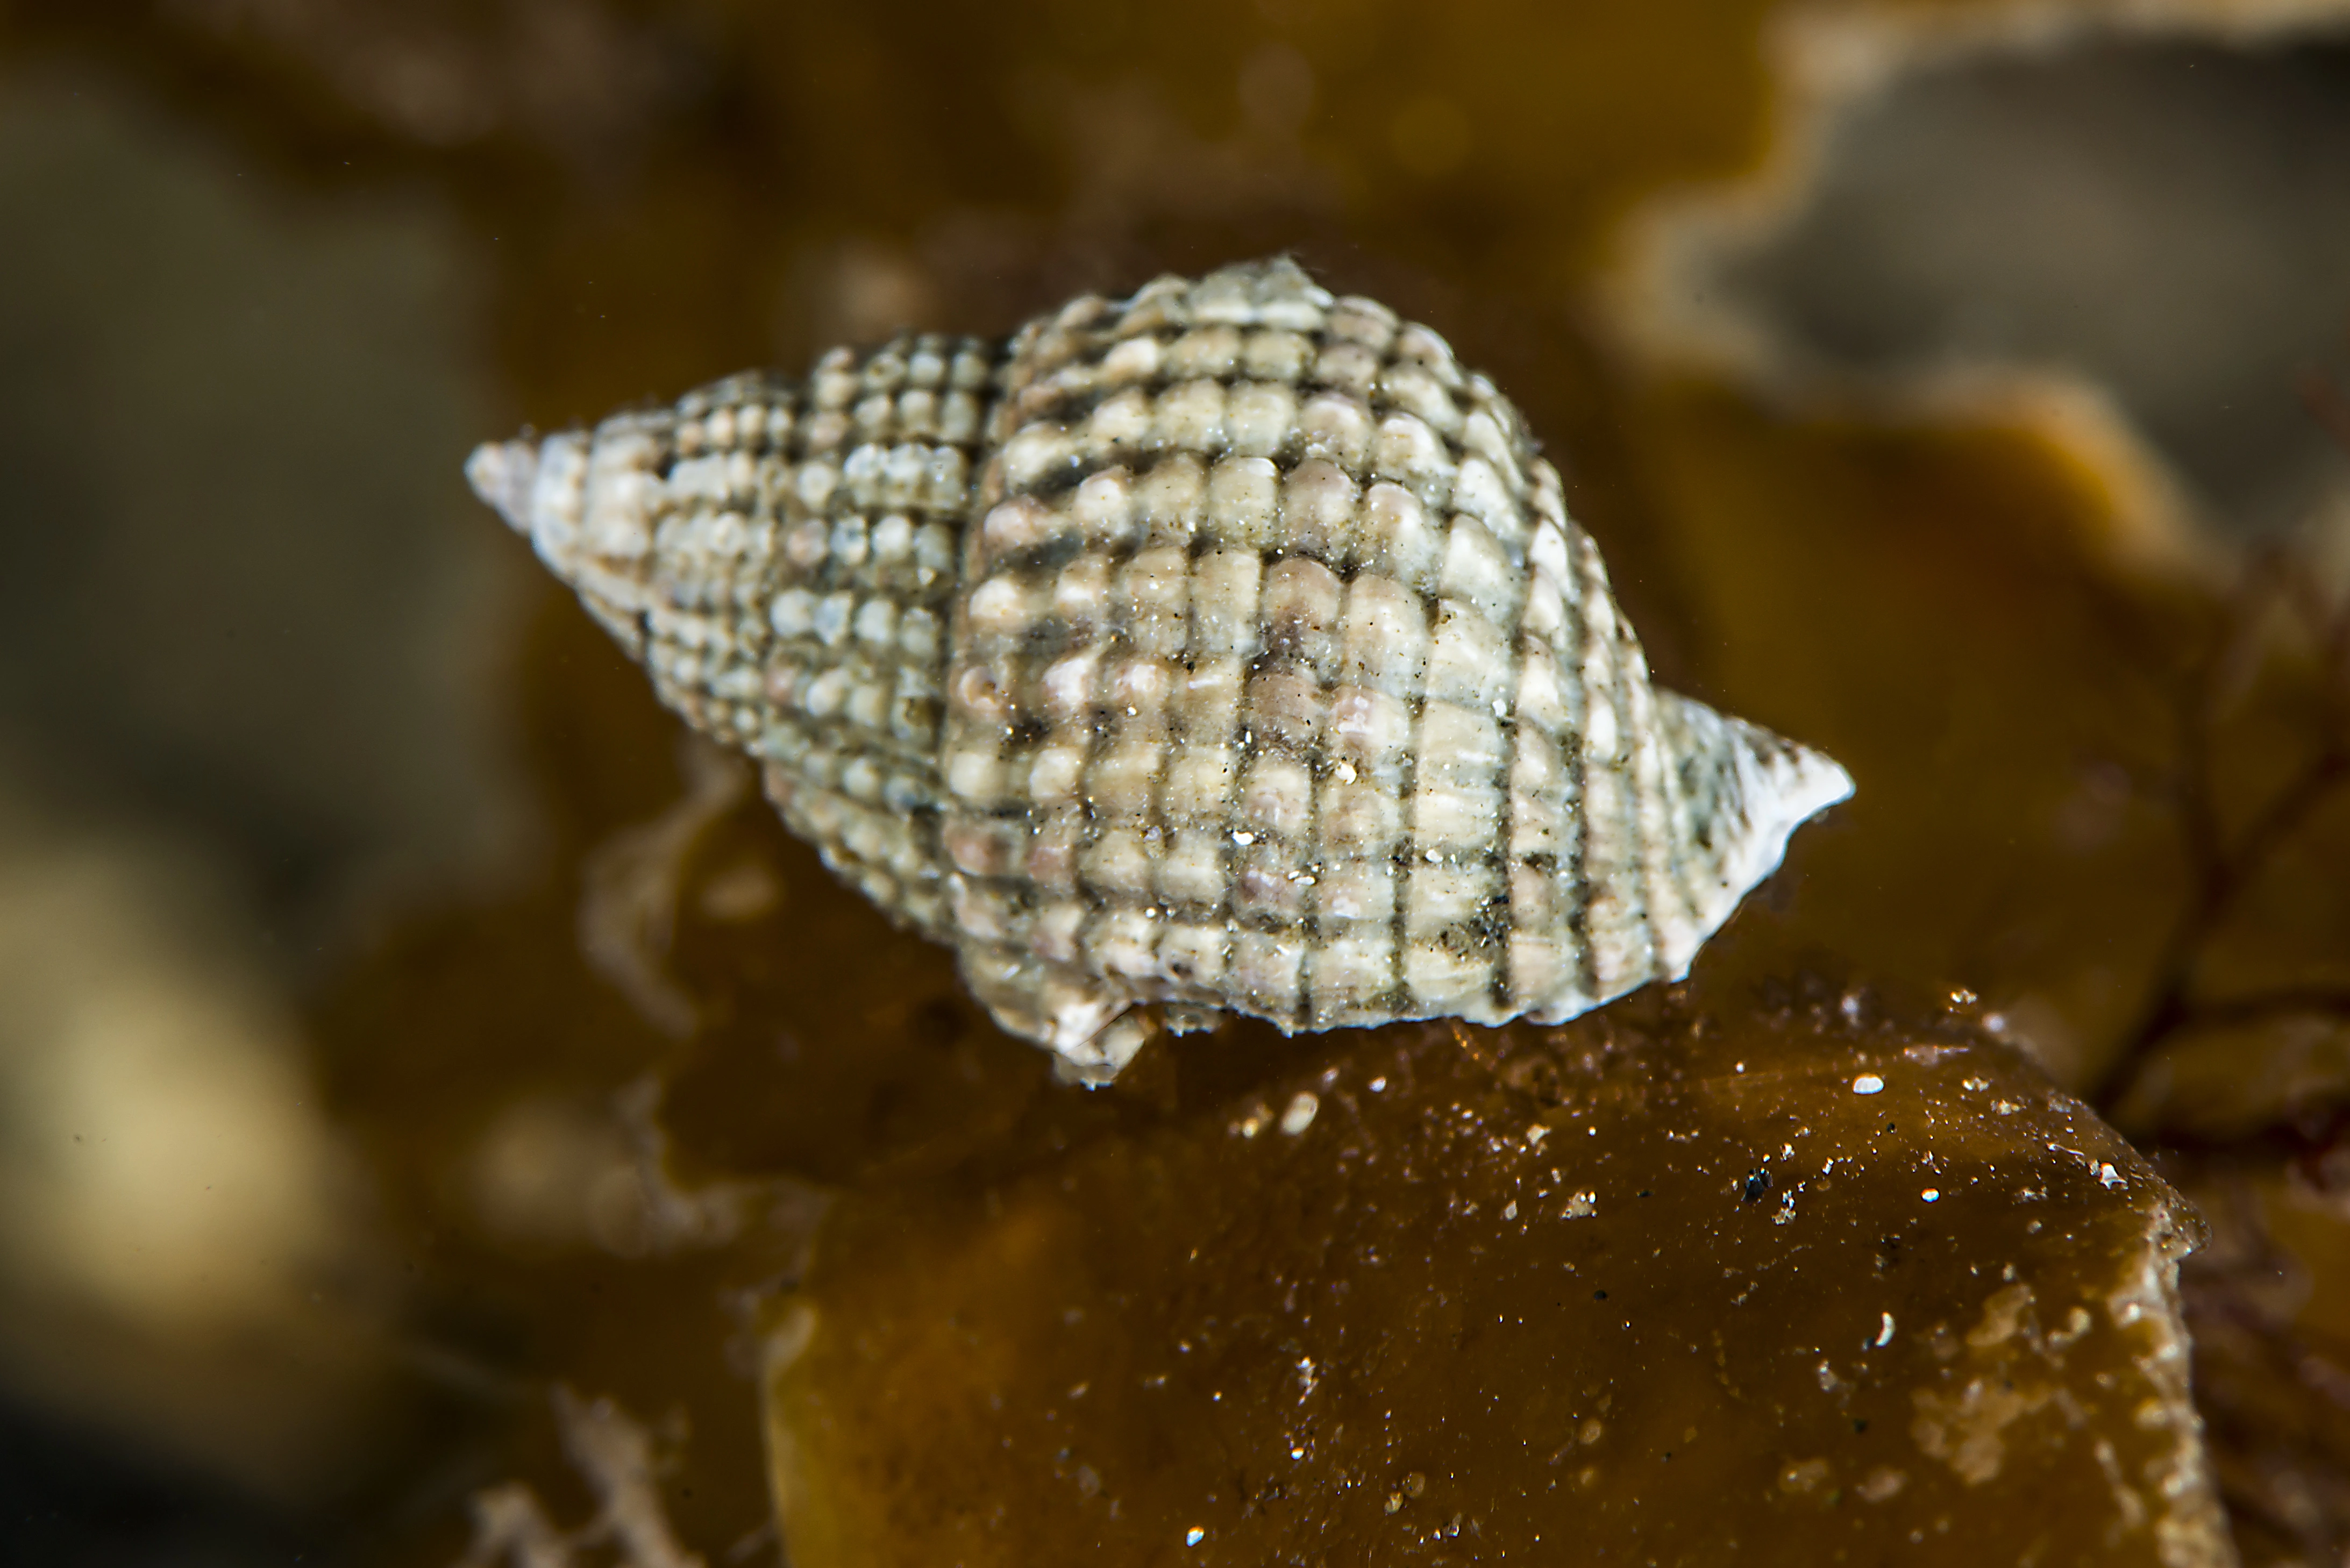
[469,259,1852,1079]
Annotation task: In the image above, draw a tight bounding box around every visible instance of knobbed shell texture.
[468,260,1852,1080]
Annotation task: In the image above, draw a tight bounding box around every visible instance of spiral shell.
[468,259,1851,1079]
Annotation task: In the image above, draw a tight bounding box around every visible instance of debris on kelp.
[577,736,755,1040]
[469,258,1851,1077]
[466,1074,818,1260]
[761,995,2230,1566]
[453,1385,705,1568]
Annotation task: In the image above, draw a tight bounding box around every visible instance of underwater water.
[4,4,2350,1564]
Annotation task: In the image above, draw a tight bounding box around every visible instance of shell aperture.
[467,259,1853,1080]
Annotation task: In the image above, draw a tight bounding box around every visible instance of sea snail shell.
[468,259,1852,1081]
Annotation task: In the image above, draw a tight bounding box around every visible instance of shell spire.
[469,259,1851,1081]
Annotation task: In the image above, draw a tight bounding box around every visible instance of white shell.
[469,260,1852,1079]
